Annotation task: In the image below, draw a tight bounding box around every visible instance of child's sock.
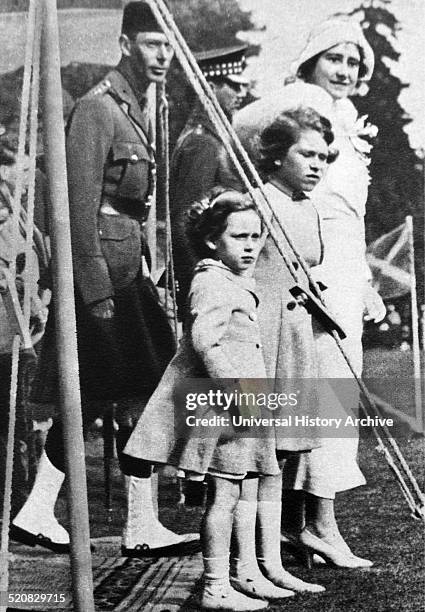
[257,500,325,593]
[201,556,268,610]
[230,500,294,600]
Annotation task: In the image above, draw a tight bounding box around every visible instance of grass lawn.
[363,347,423,420]
[50,347,425,610]
[52,432,424,611]
[363,347,418,379]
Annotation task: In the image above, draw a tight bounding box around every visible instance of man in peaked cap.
[170,44,249,316]
[11,1,199,559]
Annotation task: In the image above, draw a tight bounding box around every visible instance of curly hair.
[185,187,259,259]
[257,106,336,176]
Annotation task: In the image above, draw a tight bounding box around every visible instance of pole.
[39,1,95,610]
[406,215,423,432]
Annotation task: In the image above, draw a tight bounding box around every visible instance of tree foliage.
[169,0,254,51]
[339,0,423,301]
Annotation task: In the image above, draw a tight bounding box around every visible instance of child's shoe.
[230,573,294,600]
[201,583,268,610]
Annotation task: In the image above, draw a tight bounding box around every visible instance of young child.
[230,107,336,595]
[251,106,373,569]
[124,188,294,610]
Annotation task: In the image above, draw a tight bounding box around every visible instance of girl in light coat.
[234,18,385,567]
[125,188,295,610]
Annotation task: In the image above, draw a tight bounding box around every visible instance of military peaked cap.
[195,44,248,84]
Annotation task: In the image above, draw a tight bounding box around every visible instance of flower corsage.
[349,115,378,166]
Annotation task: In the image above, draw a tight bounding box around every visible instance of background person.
[170,45,249,316]
[233,107,339,591]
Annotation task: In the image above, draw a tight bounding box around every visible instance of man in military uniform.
[170,45,249,315]
[11,2,198,558]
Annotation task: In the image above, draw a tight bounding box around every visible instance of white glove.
[363,283,386,323]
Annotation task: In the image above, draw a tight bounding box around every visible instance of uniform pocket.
[98,214,141,291]
[111,141,151,201]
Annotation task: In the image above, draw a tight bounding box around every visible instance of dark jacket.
[31,66,176,405]
[66,67,155,305]
[169,106,239,312]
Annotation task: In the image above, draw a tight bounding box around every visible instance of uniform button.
[99,229,103,236]
[256,343,262,349]
[287,301,297,310]
[248,312,257,321]
[130,153,139,163]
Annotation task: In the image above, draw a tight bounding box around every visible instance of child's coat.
[124,259,280,477]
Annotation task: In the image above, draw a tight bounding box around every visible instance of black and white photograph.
[0,1,424,611]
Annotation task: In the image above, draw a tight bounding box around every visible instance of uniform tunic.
[31,66,175,473]
[170,106,239,313]
[124,259,280,478]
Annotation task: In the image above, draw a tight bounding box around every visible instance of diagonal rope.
[19,208,50,270]
[159,83,179,340]
[146,0,424,517]
[146,2,309,359]
[23,4,42,327]
[372,428,423,519]
[10,0,37,282]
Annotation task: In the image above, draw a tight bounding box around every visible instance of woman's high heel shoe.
[298,529,374,569]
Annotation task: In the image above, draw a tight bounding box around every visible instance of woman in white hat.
[234,18,385,567]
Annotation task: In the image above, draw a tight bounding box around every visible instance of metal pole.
[39,1,95,610]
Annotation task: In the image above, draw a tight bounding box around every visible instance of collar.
[268,178,310,202]
[185,104,219,139]
[116,61,148,107]
[194,258,258,298]
[107,66,150,135]
[292,190,309,201]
